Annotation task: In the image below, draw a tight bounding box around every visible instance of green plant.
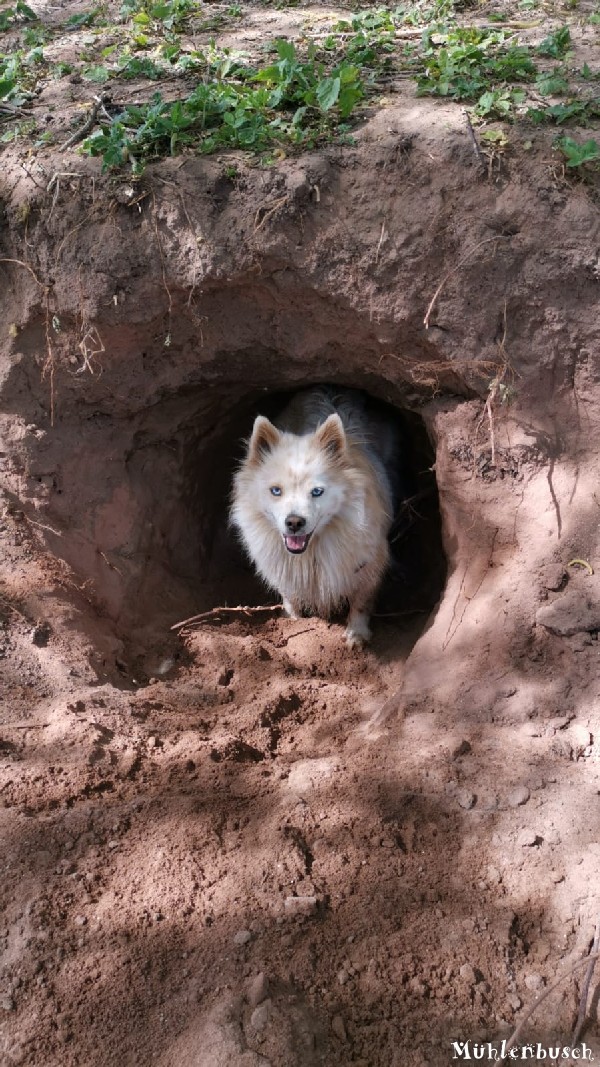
[22,24,49,46]
[479,128,509,149]
[120,0,201,30]
[0,118,34,140]
[83,63,110,82]
[117,54,165,78]
[0,52,28,101]
[474,87,525,118]
[81,39,364,172]
[556,135,600,167]
[534,68,569,95]
[537,26,571,58]
[527,99,600,125]
[64,9,100,29]
[254,39,362,118]
[0,1,37,32]
[417,27,535,100]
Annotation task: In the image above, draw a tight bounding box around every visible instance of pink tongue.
[285,534,307,551]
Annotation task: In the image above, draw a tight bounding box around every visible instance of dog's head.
[242,413,348,555]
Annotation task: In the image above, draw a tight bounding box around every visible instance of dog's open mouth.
[283,532,312,554]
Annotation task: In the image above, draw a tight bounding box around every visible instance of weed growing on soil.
[537,26,572,59]
[0,1,37,32]
[556,135,600,168]
[2,0,599,169]
[0,46,47,105]
[81,40,363,170]
[120,0,202,31]
[417,27,535,106]
[527,99,600,126]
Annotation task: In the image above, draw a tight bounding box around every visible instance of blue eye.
[311,487,325,498]
[270,486,282,497]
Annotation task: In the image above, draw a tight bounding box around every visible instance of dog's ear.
[247,415,281,464]
[314,413,346,459]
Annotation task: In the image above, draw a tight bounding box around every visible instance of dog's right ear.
[247,416,281,465]
[314,413,346,459]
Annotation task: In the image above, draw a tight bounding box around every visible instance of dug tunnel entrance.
[63,374,448,655]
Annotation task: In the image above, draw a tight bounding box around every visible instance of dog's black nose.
[285,514,306,533]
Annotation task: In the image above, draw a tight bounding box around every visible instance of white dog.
[231,387,397,647]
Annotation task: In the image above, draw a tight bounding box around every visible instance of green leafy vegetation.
[528,99,600,125]
[119,0,203,30]
[0,1,37,32]
[1,0,600,177]
[474,87,526,119]
[80,40,363,171]
[556,135,600,167]
[0,46,46,103]
[534,68,569,95]
[64,9,101,30]
[417,27,535,103]
[537,26,571,59]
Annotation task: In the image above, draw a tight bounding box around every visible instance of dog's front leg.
[282,595,302,620]
[345,554,387,648]
[345,596,375,648]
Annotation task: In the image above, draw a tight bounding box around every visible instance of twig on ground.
[462,108,486,173]
[22,515,62,537]
[1,722,50,729]
[572,920,600,1047]
[171,604,282,631]
[0,102,27,119]
[42,288,56,426]
[475,375,499,466]
[500,951,600,1061]
[423,235,511,329]
[308,28,424,40]
[61,95,106,151]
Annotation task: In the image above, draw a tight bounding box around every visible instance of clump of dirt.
[2,5,600,1065]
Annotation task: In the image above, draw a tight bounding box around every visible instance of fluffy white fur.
[231,389,395,647]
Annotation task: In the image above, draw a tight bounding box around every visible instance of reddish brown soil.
[2,3,600,1065]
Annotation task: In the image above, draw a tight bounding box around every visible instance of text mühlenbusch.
[451,1042,593,1061]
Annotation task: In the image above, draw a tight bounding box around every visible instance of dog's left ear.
[247,415,281,465]
[315,414,346,459]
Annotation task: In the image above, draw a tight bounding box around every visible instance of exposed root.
[0,256,45,289]
[171,603,282,631]
[151,190,173,345]
[442,526,498,651]
[380,351,501,394]
[501,951,600,1062]
[571,919,600,1047]
[567,558,594,576]
[423,234,512,330]
[254,196,288,233]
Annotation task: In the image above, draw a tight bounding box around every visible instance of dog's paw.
[345,615,371,649]
[282,598,300,620]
